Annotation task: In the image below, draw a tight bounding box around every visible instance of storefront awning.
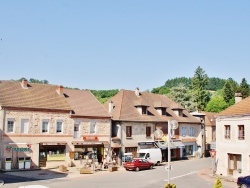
[172,141,185,148]
[72,141,109,148]
[40,141,67,145]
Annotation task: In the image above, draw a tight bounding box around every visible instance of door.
[74,124,80,138]
[21,119,29,133]
[39,149,47,167]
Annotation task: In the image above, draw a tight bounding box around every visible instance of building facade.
[0,80,111,170]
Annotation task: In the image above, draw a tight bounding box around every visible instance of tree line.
[16,68,250,113]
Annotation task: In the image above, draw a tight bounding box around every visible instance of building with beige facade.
[0,80,111,170]
[104,88,202,165]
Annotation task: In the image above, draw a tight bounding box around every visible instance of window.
[146,127,151,137]
[189,127,194,137]
[181,126,186,137]
[238,125,244,140]
[225,125,230,139]
[42,120,49,133]
[21,119,29,133]
[74,123,80,138]
[142,106,147,115]
[7,119,14,133]
[126,126,132,137]
[90,122,97,134]
[56,121,63,133]
[228,154,241,175]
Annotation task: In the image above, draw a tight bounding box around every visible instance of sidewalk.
[4,166,118,181]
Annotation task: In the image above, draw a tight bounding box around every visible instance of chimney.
[235,93,242,104]
[21,79,28,89]
[135,87,140,96]
[108,100,113,113]
[57,85,64,95]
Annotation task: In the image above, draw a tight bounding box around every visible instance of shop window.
[146,127,151,137]
[6,119,14,133]
[126,126,132,137]
[184,145,193,156]
[21,119,29,133]
[56,121,63,133]
[42,120,49,133]
[47,148,65,161]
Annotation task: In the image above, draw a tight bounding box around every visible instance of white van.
[137,148,162,165]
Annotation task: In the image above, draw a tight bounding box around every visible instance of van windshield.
[137,153,146,158]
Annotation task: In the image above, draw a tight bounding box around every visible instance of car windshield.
[137,153,146,158]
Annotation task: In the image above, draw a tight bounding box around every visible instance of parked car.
[123,158,154,172]
[237,175,250,188]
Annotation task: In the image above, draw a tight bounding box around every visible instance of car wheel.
[135,167,139,172]
[156,161,160,166]
[150,165,153,169]
[241,184,247,188]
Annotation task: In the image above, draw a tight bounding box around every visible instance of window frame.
[41,119,49,133]
[126,126,132,137]
[90,121,97,134]
[189,126,194,137]
[224,125,230,139]
[181,126,187,137]
[21,119,29,134]
[56,120,63,134]
[238,125,244,140]
[6,118,15,133]
[146,126,151,137]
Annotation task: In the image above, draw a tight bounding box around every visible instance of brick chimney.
[235,93,242,103]
[57,85,64,95]
[21,79,28,89]
[108,100,113,113]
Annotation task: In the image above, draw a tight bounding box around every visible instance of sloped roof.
[104,89,200,123]
[218,96,250,116]
[0,80,71,111]
[202,111,216,126]
[63,89,110,117]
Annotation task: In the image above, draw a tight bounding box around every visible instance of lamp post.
[154,120,178,188]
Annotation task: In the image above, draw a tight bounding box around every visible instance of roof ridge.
[117,90,125,120]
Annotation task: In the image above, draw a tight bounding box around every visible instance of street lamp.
[154,120,178,188]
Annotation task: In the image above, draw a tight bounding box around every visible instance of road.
[2,158,237,188]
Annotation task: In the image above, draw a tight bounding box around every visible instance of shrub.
[213,177,223,188]
[165,184,177,188]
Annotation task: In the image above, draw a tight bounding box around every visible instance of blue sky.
[0,1,250,91]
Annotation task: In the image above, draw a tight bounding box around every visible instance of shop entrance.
[39,149,47,167]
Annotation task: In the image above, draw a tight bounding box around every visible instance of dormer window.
[142,106,147,115]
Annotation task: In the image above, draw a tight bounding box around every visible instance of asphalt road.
[1,158,237,188]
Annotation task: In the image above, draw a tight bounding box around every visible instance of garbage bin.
[24,157,31,169]
[18,157,25,169]
[5,158,12,170]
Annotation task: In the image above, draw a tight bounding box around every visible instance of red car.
[123,158,154,171]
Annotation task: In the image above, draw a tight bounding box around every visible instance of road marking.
[164,171,197,181]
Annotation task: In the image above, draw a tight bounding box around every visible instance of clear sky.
[0,1,250,91]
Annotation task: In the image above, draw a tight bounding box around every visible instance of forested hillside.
[14,66,250,112]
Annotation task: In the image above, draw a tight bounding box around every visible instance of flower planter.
[108,166,118,172]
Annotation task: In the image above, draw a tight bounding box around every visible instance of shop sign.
[5,145,31,153]
[40,142,66,145]
[83,136,98,141]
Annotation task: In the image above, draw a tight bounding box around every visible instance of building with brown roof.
[103,88,202,164]
[215,94,248,178]
[0,80,111,170]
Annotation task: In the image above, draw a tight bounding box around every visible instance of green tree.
[205,96,228,112]
[222,80,234,103]
[167,84,197,112]
[213,177,223,188]
[191,66,210,111]
[151,86,170,95]
[238,78,250,98]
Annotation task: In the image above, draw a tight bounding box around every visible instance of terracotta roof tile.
[104,89,200,123]
[218,96,250,116]
[0,80,71,111]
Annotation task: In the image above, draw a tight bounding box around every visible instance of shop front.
[71,140,109,166]
[3,143,32,170]
[39,142,67,168]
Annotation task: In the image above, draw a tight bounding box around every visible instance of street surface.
[1,157,237,188]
